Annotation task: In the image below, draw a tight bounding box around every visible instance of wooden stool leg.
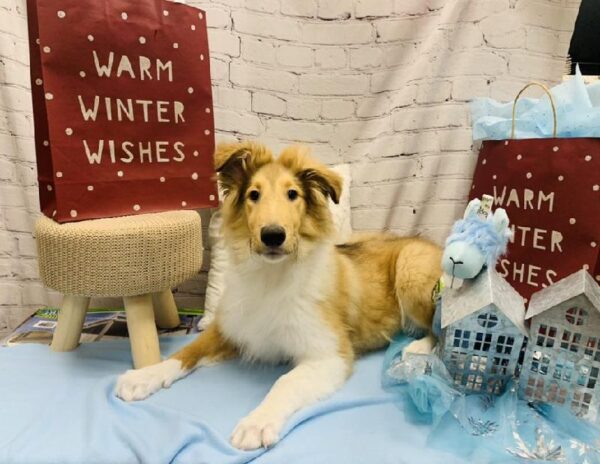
[124,294,161,369]
[152,289,181,329]
[51,295,90,352]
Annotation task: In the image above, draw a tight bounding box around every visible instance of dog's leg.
[394,240,442,358]
[115,322,237,401]
[230,355,351,450]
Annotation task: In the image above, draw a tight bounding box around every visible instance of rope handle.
[511,82,558,139]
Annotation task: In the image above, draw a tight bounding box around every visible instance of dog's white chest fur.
[218,245,339,363]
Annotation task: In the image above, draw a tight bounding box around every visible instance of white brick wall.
[0,0,581,337]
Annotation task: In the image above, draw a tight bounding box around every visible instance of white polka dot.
[87,185,94,191]
[585,155,592,161]
[593,184,599,191]
[57,10,66,18]
[193,150,199,157]
[35,38,40,45]
[558,175,564,181]
[191,172,198,180]
[35,78,43,86]
[526,172,532,179]
[200,54,205,61]
[204,129,211,135]
[87,35,94,42]
[163,9,169,16]
[139,36,146,44]
[52,210,57,217]
[187,87,194,94]
[205,107,211,113]
[516,154,522,160]
[133,204,141,211]
[181,201,187,207]
[173,42,179,49]
[592,242,597,248]
[198,12,204,19]
[43,140,49,146]
[56,171,63,178]
[43,46,51,53]
[552,146,559,152]
[117,170,124,177]
[504,141,509,146]
[79,71,86,78]
[569,218,576,225]
[70,210,77,218]
[65,128,73,135]
[46,185,52,191]
[209,194,215,201]
[45,92,53,100]
[596,275,600,282]
[583,264,590,270]
[482,159,487,165]
[159,176,165,182]
[121,12,128,20]
[472,185,475,190]
[492,175,497,180]
[191,25,196,30]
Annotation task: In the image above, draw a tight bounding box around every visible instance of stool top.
[36,211,203,297]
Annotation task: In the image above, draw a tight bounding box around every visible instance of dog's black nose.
[261,225,286,247]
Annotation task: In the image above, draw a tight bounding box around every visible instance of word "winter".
[78,96,185,123]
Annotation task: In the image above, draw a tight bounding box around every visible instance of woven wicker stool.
[35,211,202,368]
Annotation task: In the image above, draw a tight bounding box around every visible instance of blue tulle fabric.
[382,335,600,463]
[471,66,600,140]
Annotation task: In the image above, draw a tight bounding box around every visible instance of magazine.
[2,307,204,346]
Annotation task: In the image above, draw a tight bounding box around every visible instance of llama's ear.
[492,208,509,234]
[463,199,481,219]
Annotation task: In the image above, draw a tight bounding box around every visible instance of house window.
[565,307,588,326]
[453,329,471,349]
[531,351,551,375]
[561,330,581,353]
[585,337,597,357]
[525,377,545,400]
[571,391,593,416]
[477,313,498,328]
[465,373,484,392]
[553,358,574,382]
[496,335,515,355]
[576,364,598,390]
[474,332,492,351]
[546,382,568,404]
[491,357,510,376]
[487,378,503,395]
[449,351,468,371]
[536,324,557,348]
[469,355,488,373]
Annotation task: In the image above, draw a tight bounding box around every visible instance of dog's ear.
[279,145,343,204]
[214,141,273,198]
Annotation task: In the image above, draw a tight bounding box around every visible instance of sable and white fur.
[116,141,442,450]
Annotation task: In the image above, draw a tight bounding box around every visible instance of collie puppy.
[115,141,442,450]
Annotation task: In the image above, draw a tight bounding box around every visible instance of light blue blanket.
[0,336,467,464]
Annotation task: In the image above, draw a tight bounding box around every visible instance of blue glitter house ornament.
[520,269,600,421]
[438,268,528,395]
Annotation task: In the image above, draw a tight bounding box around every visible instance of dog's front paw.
[115,359,184,402]
[231,412,283,451]
[403,335,435,360]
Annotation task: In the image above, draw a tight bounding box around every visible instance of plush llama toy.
[404,195,512,355]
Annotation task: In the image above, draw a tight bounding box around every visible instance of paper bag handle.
[511,82,558,139]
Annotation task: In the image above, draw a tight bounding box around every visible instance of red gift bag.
[27,0,218,223]
[470,83,600,301]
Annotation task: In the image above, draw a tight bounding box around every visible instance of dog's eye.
[248,190,260,202]
[287,189,298,201]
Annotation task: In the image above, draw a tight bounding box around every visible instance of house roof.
[526,269,600,320]
[441,268,528,336]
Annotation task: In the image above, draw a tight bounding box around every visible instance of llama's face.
[442,241,486,280]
